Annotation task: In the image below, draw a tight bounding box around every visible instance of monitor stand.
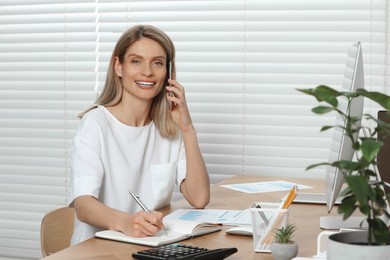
[293,192,342,205]
[320,216,366,230]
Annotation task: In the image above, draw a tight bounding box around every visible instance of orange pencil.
[282,185,298,209]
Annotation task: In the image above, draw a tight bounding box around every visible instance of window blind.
[0,0,388,259]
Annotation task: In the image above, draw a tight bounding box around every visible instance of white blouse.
[68,106,186,244]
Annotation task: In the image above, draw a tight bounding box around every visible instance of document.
[95,218,221,247]
[164,208,252,226]
[220,180,312,194]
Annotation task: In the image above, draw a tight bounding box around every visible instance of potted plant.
[270,223,298,260]
[298,85,390,258]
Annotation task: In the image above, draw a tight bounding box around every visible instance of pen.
[255,203,269,225]
[129,191,168,235]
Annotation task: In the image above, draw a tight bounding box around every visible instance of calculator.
[132,243,238,260]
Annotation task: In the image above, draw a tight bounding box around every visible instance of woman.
[68,25,210,244]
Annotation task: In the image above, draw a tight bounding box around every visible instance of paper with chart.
[164,208,252,226]
[219,180,312,194]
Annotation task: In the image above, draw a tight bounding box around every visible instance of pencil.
[282,185,298,209]
[257,210,288,250]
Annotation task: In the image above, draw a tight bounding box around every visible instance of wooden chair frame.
[40,207,74,257]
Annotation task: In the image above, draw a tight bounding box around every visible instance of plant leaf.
[361,138,382,162]
[320,125,333,132]
[357,89,390,110]
[272,224,297,244]
[338,186,353,198]
[297,85,340,107]
[332,160,360,172]
[345,175,370,211]
[337,195,357,220]
[312,106,334,114]
[372,218,390,245]
[305,162,330,171]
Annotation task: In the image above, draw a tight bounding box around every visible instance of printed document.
[219,180,312,193]
[164,208,252,226]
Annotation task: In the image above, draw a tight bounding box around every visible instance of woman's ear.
[114,56,122,77]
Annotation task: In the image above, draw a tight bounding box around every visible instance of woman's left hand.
[166,80,210,209]
[166,79,193,132]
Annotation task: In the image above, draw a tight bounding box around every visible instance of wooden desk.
[43,176,334,260]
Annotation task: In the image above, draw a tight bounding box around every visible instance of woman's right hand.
[73,195,165,237]
[122,210,165,237]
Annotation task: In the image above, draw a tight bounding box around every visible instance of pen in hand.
[129,191,168,236]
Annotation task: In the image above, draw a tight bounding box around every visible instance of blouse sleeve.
[68,115,104,206]
[176,136,187,187]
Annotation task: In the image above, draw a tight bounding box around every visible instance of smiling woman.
[68,24,210,245]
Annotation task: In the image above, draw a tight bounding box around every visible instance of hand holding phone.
[168,91,174,110]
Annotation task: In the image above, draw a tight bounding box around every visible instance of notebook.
[95,219,221,247]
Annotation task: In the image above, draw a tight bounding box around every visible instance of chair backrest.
[40,206,75,257]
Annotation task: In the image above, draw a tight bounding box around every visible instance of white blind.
[0,0,388,259]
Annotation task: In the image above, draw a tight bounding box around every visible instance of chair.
[40,207,75,257]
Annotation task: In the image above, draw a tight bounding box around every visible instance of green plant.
[273,223,297,244]
[298,85,390,245]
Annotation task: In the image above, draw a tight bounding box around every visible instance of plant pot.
[327,230,390,260]
[270,242,298,260]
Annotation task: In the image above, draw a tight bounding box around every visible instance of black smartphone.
[167,62,174,110]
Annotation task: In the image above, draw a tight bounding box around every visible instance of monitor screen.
[325,42,365,213]
[377,110,390,202]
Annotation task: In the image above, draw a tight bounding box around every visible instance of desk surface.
[43,175,335,260]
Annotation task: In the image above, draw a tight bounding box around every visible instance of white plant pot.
[270,242,298,260]
[327,230,390,260]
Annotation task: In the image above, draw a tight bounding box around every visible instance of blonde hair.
[80,25,177,137]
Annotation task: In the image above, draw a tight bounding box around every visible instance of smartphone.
[167,62,174,110]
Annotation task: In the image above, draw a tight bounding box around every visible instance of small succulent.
[273,223,297,244]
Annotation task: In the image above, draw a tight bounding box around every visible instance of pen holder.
[249,202,290,253]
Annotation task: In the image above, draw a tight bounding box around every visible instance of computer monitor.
[294,42,367,229]
[296,42,389,229]
[320,42,390,229]
[325,41,365,214]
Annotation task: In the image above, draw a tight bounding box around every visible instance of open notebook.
[95,219,221,247]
